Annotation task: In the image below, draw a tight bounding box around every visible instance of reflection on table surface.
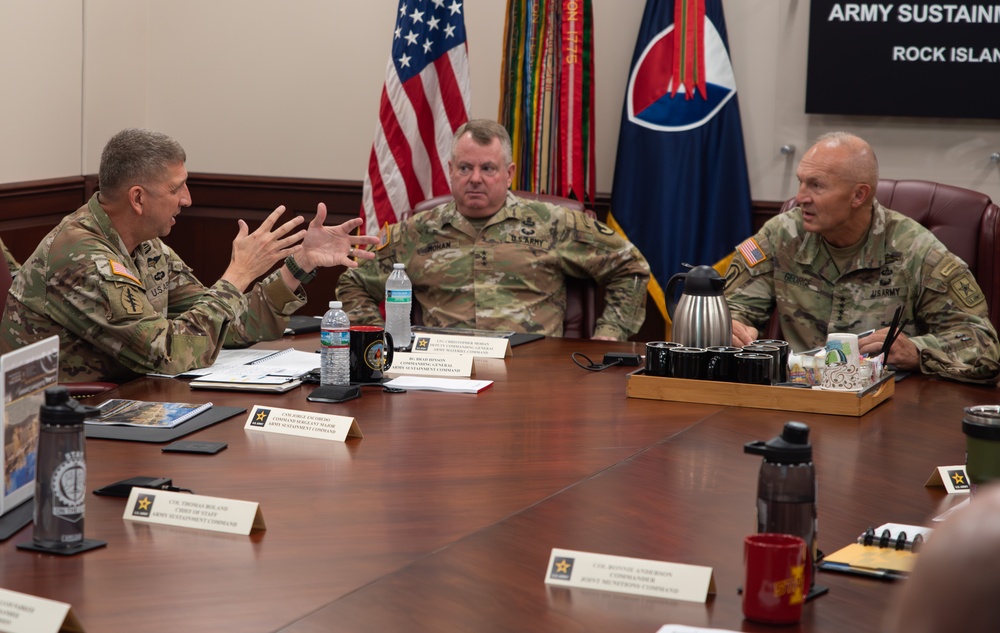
[2,336,996,633]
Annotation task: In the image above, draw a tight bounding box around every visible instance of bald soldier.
[0,128,379,382]
[885,484,1000,632]
[338,119,650,341]
[725,131,1000,384]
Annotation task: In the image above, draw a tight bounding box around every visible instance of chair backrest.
[771,179,1000,334]
[407,190,598,338]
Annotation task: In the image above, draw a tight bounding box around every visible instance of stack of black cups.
[644,338,790,386]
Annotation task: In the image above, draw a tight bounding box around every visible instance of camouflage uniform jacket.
[0,194,306,383]
[724,201,1000,384]
[337,192,650,340]
[1,238,18,275]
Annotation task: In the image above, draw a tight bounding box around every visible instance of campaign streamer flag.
[608,0,752,332]
[360,0,471,235]
[499,0,596,205]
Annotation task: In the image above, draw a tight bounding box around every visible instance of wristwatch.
[284,255,317,285]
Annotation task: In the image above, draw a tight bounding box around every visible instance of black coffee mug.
[645,341,681,377]
[350,325,395,383]
[669,346,708,380]
[705,346,742,382]
[752,339,790,383]
[743,344,781,385]
[736,353,773,385]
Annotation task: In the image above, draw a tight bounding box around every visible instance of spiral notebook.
[819,522,933,579]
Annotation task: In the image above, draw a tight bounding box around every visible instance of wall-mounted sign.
[806,1,1000,119]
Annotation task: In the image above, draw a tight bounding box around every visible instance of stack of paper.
[168,348,319,392]
[382,376,493,394]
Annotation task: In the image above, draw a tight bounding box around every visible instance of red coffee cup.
[743,533,807,624]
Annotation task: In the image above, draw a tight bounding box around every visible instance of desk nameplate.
[123,488,265,535]
[544,548,716,603]
[925,465,971,494]
[0,588,84,633]
[244,405,362,442]
[387,352,473,377]
[411,334,511,358]
[626,370,894,417]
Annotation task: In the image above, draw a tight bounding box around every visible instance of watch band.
[285,255,317,285]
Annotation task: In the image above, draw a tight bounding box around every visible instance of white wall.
[2,0,999,203]
[0,1,82,183]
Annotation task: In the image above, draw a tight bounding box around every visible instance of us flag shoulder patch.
[109,259,142,285]
[737,237,767,267]
[376,222,390,251]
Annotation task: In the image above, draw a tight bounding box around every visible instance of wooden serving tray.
[626,370,895,417]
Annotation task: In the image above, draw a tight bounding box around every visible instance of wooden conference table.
[1,335,997,632]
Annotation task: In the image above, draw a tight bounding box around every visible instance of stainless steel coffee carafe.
[665,264,732,348]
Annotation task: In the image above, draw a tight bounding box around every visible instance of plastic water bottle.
[320,301,350,385]
[385,263,412,349]
[744,421,818,593]
[33,386,98,550]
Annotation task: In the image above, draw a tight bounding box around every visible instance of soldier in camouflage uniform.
[1,238,18,275]
[0,128,378,382]
[338,120,650,341]
[726,132,1000,384]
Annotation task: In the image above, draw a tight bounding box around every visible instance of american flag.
[360,0,471,235]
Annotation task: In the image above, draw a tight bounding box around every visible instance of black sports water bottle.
[33,386,98,550]
[744,421,818,591]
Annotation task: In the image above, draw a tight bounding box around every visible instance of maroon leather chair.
[407,190,598,339]
[766,179,1000,338]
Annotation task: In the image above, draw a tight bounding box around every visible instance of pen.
[818,561,906,580]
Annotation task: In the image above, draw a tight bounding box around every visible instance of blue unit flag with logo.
[608,0,752,328]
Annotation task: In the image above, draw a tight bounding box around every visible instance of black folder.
[84,405,246,443]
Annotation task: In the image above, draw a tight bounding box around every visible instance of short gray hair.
[99,128,187,197]
[451,119,513,166]
[815,131,879,188]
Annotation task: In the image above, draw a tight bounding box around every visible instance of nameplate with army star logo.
[386,352,474,377]
[543,548,716,602]
[409,334,512,358]
[925,465,972,494]
[244,405,362,442]
[0,588,85,633]
[123,488,266,535]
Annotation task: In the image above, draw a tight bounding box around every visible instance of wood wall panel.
[1,175,782,339]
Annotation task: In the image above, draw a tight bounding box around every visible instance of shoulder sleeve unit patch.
[737,237,767,268]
